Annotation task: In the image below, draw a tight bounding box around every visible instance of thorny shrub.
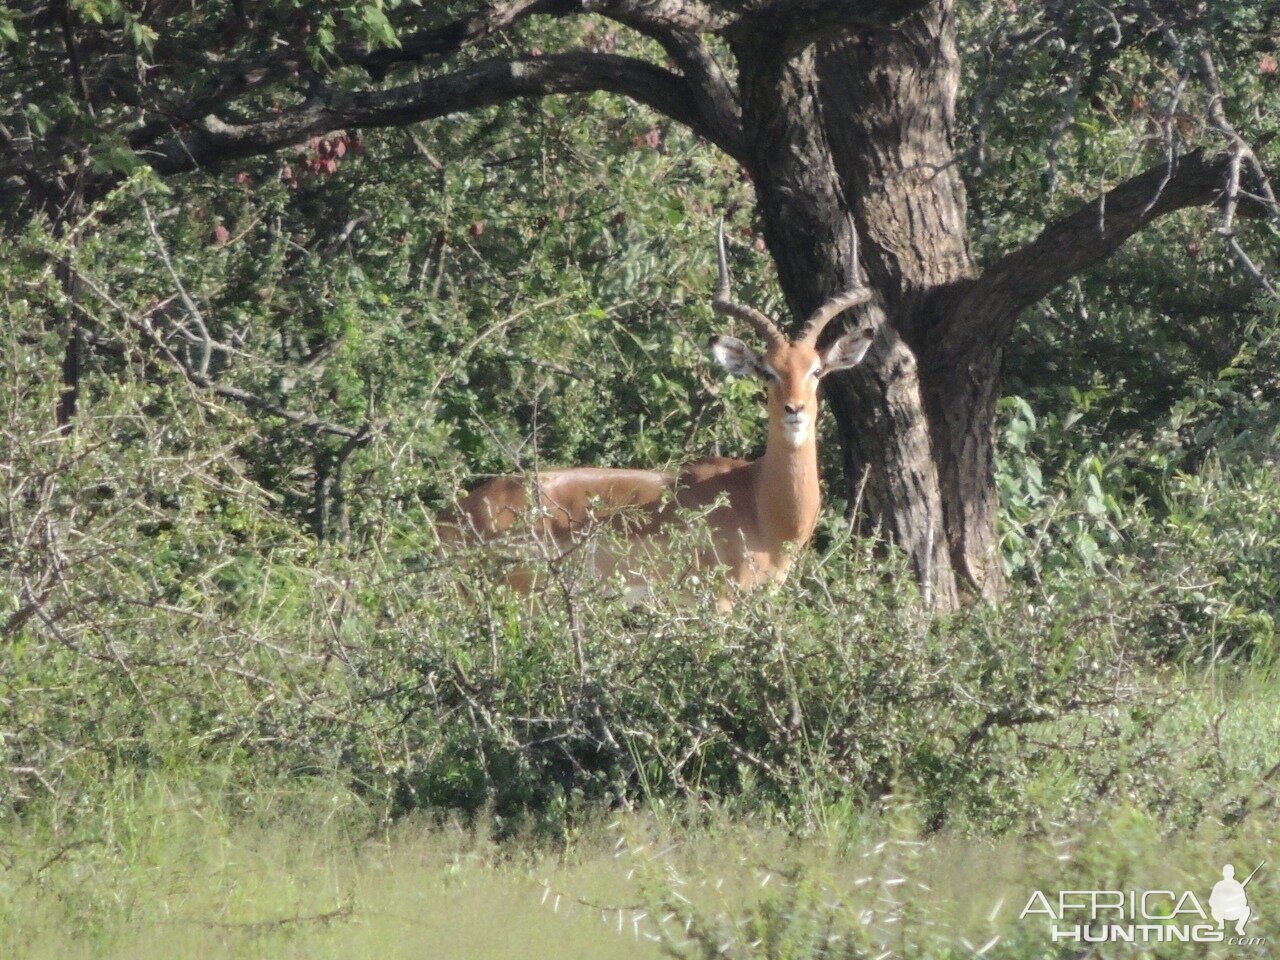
[1,329,1205,833]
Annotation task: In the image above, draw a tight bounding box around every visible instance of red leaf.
[235,171,252,186]
[1261,54,1278,75]
[332,139,346,158]
[645,127,662,150]
[469,221,485,237]
[754,237,766,252]
[213,224,230,246]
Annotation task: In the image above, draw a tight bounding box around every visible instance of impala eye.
[760,364,780,382]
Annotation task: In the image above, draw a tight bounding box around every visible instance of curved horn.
[713,219,785,346]
[798,227,872,346]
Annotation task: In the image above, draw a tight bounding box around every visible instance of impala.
[441,222,876,601]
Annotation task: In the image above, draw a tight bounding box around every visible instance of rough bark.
[728,3,977,604]
[818,2,996,601]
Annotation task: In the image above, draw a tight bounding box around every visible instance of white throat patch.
[781,415,811,447]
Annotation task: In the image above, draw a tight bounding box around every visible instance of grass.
[1,777,664,960]
[3,662,1276,960]
[3,516,1278,958]
[3,795,1275,959]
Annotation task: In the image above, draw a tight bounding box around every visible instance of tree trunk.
[732,1,1002,607]
[920,350,1004,601]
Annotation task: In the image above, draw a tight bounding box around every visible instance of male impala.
[442,222,875,600]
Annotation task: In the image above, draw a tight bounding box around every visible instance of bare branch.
[1131,4,1280,293]
[139,196,215,378]
[69,266,372,443]
[1194,48,1280,295]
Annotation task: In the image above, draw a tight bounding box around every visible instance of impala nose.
[784,403,804,415]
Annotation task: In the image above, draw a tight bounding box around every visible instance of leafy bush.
[996,304,1280,663]
[0,322,1203,833]
[5,248,1273,834]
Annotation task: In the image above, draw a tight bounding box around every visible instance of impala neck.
[756,427,820,546]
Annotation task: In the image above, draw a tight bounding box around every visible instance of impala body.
[441,224,875,599]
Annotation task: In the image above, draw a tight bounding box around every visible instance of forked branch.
[944,147,1275,360]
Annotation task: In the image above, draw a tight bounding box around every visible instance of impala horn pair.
[712,218,872,347]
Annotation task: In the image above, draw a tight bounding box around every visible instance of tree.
[3,0,1277,608]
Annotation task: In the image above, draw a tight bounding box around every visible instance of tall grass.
[3,751,1275,960]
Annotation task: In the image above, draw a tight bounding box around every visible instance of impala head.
[708,220,875,447]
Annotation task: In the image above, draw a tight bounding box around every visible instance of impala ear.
[820,327,875,374]
[709,335,763,378]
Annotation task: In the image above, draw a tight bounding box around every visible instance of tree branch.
[68,266,371,443]
[588,0,931,39]
[3,0,750,202]
[584,0,733,33]
[354,0,579,76]
[140,52,732,175]
[1194,48,1280,296]
[588,9,744,157]
[120,0,549,159]
[940,147,1272,361]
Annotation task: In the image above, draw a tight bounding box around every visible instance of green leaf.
[361,5,399,47]
[90,139,142,175]
[0,10,18,45]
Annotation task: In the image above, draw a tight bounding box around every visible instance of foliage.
[2,9,1280,959]
[995,302,1280,660]
[3,0,1279,826]
[4,294,1274,836]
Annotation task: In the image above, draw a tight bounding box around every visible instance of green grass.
[4,799,1275,959]
[3,683,1276,960]
[1,778,663,960]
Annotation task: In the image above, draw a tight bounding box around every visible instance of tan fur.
[440,225,874,603]
[440,336,860,603]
